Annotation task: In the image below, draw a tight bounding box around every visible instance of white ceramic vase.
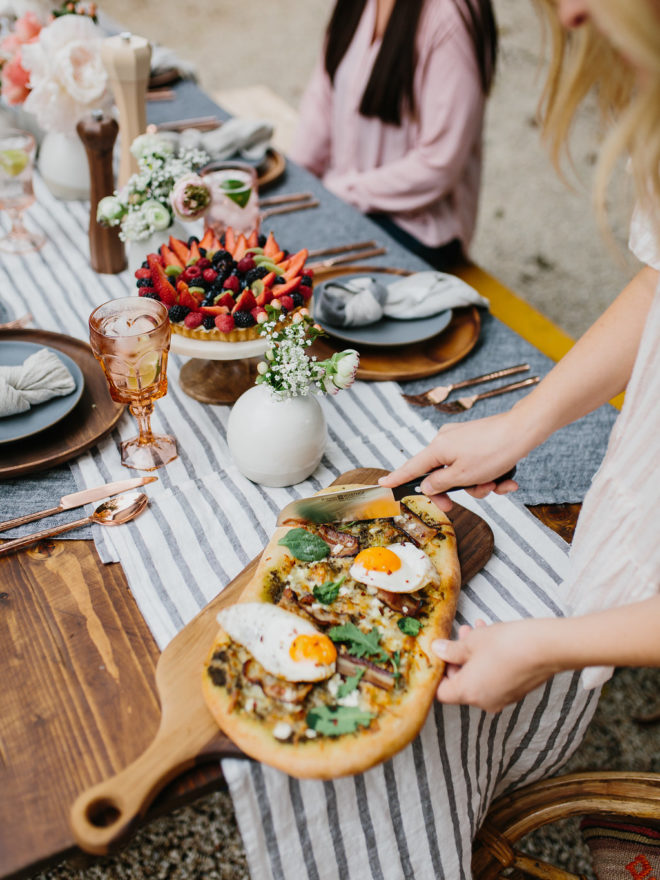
[38,130,90,200]
[227,384,327,487]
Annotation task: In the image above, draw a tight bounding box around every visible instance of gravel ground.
[31,2,658,878]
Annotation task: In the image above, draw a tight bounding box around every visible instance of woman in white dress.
[381,0,660,712]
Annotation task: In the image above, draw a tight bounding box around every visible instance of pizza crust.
[202,485,461,778]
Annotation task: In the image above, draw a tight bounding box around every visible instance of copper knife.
[0,476,158,533]
[276,468,516,525]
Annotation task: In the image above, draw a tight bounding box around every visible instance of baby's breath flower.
[255,314,359,399]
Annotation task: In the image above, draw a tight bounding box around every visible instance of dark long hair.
[324,0,498,126]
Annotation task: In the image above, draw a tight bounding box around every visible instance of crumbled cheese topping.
[272,722,293,741]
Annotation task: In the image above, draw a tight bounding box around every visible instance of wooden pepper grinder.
[76,110,126,274]
[101,32,152,188]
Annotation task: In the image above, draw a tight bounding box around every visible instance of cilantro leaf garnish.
[306,704,375,737]
[313,575,346,605]
[397,617,422,637]
[392,650,402,681]
[337,667,365,698]
[328,622,389,663]
[278,528,330,561]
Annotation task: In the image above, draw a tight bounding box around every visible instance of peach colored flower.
[1,51,31,105]
[0,12,43,55]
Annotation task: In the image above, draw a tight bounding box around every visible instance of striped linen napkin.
[1,176,599,879]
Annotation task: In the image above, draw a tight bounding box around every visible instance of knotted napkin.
[315,270,489,327]
[175,118,274,165]
[0,348,76,418]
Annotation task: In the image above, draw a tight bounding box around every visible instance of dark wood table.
[0,503,580,880]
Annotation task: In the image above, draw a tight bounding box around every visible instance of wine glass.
[89,297,178,471]
[0,129,46,253]
[202,161,260,238]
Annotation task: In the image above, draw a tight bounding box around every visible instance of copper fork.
[402,364,530,407]
[435,376,540,413]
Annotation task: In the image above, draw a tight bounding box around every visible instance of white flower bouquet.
[256,310,359,399]
[97,132,211,242]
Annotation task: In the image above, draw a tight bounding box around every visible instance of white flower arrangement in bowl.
[97,132,211,243]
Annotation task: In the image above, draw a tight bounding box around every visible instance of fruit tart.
[134,227,314,342]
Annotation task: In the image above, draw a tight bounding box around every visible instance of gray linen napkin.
[174,118,274,164]
[315,270,489,327]
[0,348,76,417]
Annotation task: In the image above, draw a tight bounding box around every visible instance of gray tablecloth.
[0,79,618,535]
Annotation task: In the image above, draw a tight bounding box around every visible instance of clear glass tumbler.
[0,129,45,253]
[89,297,178,471]
[202,162,260,239]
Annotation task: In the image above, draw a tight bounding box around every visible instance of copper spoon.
[0,492,149,557]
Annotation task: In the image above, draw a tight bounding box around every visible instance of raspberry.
[197,258,212,270]
[203,268,218,283]
[135,267,151,279]
[138,286,156,297]
[215,314,235,333]
[182,265,202,281]
[202,315,216,330]
[298,284,313,300]
[300,274,313,286]
[279,295,294,312]
[184,311,204,329]
[223,275,240,294]
[168,304,190,323]
[233,310,256,328]
[236,255,256,274]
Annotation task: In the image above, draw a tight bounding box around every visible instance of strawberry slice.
[246,228,259,249]
[283,248,308,281]
[261,271,276,288]
[161,244,184,268]
[180,290,202,311]
[169,235,189,264]
[271,276,301,298]
[224,226,236,256]
[200,227,220,252]
[137,286,156,297]
[263,230,280,258]
[187,240,202,266]
[148,255,177,306]
[232,289,257,314]
[232,234,248,262]
[200,305,230,316]
[213,291,235,310]
[135,267,151,279]
[255,288,274,307]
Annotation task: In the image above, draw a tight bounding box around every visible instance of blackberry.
[211,249,232,266]
[202,315,216,330]
[143,291,161,301]
[281,249,290,259]
[202,295,216,307]
[168,304,190,323]
[290,292,304,308]
[190,277,210,291]
[258,233,267,247]
[301,274,313,287]
[245,266,270,286]
[141,260,150,269]
[136,277,153,288]
[233,310,256,328]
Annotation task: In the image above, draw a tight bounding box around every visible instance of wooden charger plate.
[69,467,493,856]
[309,265,481,381]
[0,329,124,479]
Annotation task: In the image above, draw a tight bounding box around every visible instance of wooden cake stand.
[170,333,267,405]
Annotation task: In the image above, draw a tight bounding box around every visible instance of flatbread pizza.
[202,487,461,778]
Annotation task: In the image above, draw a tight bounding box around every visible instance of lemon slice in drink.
[0,148,29,176]
[220,178,252,208]
[128,349,161,390]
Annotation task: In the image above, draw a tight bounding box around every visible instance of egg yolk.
[290,633,337,665]
[353,546,402,574]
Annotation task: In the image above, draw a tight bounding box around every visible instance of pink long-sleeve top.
[289,0,485,251]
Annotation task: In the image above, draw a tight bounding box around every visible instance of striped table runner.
[2,177,599,879]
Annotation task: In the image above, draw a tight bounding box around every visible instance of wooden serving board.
[69,468,494,855]
[0,329,124,479]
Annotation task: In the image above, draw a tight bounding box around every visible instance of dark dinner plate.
[0,341,85,444]
[314,273,453,348]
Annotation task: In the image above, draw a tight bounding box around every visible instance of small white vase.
[227,384,327,487]
[38,130,90,200]
[126,217,198,275]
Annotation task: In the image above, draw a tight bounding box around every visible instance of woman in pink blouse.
[289,0,497,269]
[381,0,660,710]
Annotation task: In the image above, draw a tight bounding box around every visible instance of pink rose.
[1,51,31,105]
[170,173,211,220]
[14,12,43,44]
